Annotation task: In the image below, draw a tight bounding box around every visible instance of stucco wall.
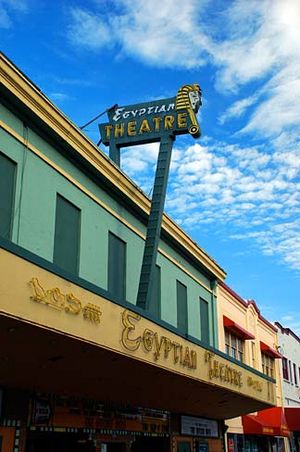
[276,326,300,407]
[1,101,217,345]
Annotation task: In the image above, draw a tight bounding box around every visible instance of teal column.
[211,279,219,348]
[137,134,175,310]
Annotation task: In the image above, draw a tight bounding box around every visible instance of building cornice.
[275,322,300,344]
[219,282,277,333]
[0,51,226,281]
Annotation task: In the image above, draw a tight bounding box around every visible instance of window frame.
[0,151,17,241]
[293,362,298,386]
[108,231,127,301]
[200,297,210,345]
[53,194,81,275]
[261,352,275,379]
[176,280,188,335]
[224,329,245,363]
[282,357,289,381]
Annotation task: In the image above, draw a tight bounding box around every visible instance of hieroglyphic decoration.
[83,303,102,324]
[29,278,102,325]
[175,83,201,137]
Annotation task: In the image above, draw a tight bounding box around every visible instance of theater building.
[218,282,290,452]
[0,52,277,452]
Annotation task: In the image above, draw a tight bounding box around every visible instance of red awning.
[223,316,255,340]
[242,407,290,437]
[260,341,282,359]
[285,408,300,431]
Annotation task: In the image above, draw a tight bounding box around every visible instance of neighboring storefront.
[0,52,278,452]
[285,408,300,452]
[275,323,300,452]
[217,283,289,451]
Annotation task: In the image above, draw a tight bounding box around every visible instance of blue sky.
[1,0,300,334]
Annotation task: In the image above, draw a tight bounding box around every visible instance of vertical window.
[108,232,126,300]
[282,357,289,381]
[293,363,298,386]
[53,194,81,275]
[0,152,16,240]
[176,280,188,334]
[148,265,161,318]
[225,330,230,355]
[224,330,244,363]
[200,297,209,344]
[289,361,293,384]
[237,338,244,362]
[231,335,237,359]
[262,353,274,378]
[251,341,256,368]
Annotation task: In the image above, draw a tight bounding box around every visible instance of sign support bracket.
[136,133,175,310]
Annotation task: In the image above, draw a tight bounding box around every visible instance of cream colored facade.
[217,282,283,434]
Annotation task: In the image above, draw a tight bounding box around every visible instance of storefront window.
[261,353,274,378]
[224,329,244,362]
[282,357,289,380]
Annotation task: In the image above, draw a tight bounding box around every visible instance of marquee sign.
[99,84,202,147]
[99,84,202,311]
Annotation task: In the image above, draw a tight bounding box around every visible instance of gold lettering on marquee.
[153,116,162,131]
[177,112,188,128]
[29,278,101,325]
[121,310,141,351]
[127,121,136,136]
[105,125,113,139]
[204,350,243,387]
[139,119,151,134]
[164,115,175,129]
[121,309,197,370]
[104,113,193,141]
[247,376,263,392]
[114,122,124,138]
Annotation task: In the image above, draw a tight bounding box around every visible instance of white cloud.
[48,92,71,103]
[66,0,300,142]
[68,8,111,50]
[0,0,27,28]
[122,138,300,273]
[66,0,300,274]
[218,93,260,124]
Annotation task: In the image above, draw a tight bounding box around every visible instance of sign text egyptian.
[121,309,197,370]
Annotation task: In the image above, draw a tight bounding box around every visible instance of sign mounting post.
[99,84,202,310]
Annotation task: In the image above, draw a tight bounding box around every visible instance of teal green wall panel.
[79,203,108,288]
[0,103,24,137]
[159,238,211,288]
[159,256,214,342]
[1,105,218,342]
[17,152,57,260]
[0,152,17,240]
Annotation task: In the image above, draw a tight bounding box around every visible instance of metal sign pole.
[136,133,175,310]
[99,84,202,310]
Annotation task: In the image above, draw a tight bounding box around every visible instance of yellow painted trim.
[0,247,275,406]
[0,119,213,294]
[0,52,226,281]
